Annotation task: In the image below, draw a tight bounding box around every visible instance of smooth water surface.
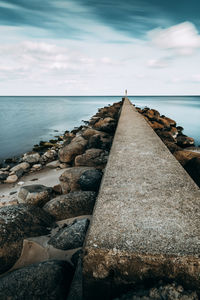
[0,96,199,161]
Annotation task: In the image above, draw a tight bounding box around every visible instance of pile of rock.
[137,106,200,188]
[0,100,122,299]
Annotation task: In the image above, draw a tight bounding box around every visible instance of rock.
[158,117,172,129]
[114,283,198,300]
[78,169,103,191]
[48,218,90,250]
[41,149,57,163]
[59,166,95,194]
[88,134,102,149]
[0,204,54,273]
[46,160,60,168]
[149,121,164,130]
[0,260,74,300]
[82,128,106,139]
[75,148,108,169]
[23,152,40,164]
[5,174,18,183]
[43,191,96,220]
[15,168,24,178]
[174,150,200,166]
[156,131,176,143]
[31,163,42,170]
[52,184,63,195]
[177,135,195,147]
[177,126,184,133]
[94,117,116,133]
[164,116,176,127]
[144,109,160,121]
[18,184,53,207]
[185,157,200,188]
[59,136,88,163]
[10,162,30,173]
[67,258,82,300]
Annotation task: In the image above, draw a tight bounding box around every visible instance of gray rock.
[75,148,108,168]
[58,136,88,163]
[0,204,54,274]
[67,258,82,300]
[94,117,116,133]
[23,152,40,164]
[10,162,30,173]
[43,191,96,220]
[48,218,89,250]
[78,169,103,191]
[71,249,82,267]
[0,260,74,300]
[59,166,95,194]
[18,184,53,207]
[46,160,60,168]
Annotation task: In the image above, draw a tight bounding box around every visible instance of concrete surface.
[83,98,200,299]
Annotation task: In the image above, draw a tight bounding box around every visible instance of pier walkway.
[82,98,200,299]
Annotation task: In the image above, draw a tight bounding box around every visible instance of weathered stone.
[67,258,83,300]
[31,163,42,170]
[94,117,116,133]
[82,128,107,139]
[23,152,40,164]
[59,166,95,194]
[177,135,195,147]
[0,204,54,273]
[156,130,176,143]
[169,126,178,138]
[18,184,53,207]
[5,174,18,183]
[174,150,200,166]
[0,260,74,300]
[78,169,103,191]
[41,149,57,163]
[75,148,108,169]
[59,136,88,163]
[43,191,96,220]
[48,218,89,250]
[71,249,83,267]
[10,162,30,173]
[52,184,63,195]
[144,109,160,121]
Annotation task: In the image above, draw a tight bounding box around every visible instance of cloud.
[149,22,200,55]
[147,58,168,68]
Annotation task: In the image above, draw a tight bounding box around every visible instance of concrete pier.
[83,98,200,299]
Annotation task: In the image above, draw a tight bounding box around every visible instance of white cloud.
[149,22,200,55]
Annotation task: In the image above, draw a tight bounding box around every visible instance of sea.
[0,96,199,161]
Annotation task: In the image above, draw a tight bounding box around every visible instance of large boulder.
[18,185,53,207]
[93,117,116,133]
[0,204,54,274]
[43,191,96,220]
[10,162,30,173]
[75,148,108,169]
[59,136,87,163]
[149,121,164,130]
[174,150,200,166]
[0,260,73,300]
[82,128,107,139]
[23,152,40,164]
[59,166,95,194]
[48,218,90,250]
[78,169,103,191]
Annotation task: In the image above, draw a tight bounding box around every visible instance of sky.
[0,0,200,95]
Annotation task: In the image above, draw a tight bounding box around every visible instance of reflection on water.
[0,96,199,160]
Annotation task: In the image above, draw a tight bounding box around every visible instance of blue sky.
[0,0,200,95]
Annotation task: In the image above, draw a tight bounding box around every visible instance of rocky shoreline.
[0,99,199,299]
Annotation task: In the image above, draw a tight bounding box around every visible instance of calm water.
[0,96,199,161]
